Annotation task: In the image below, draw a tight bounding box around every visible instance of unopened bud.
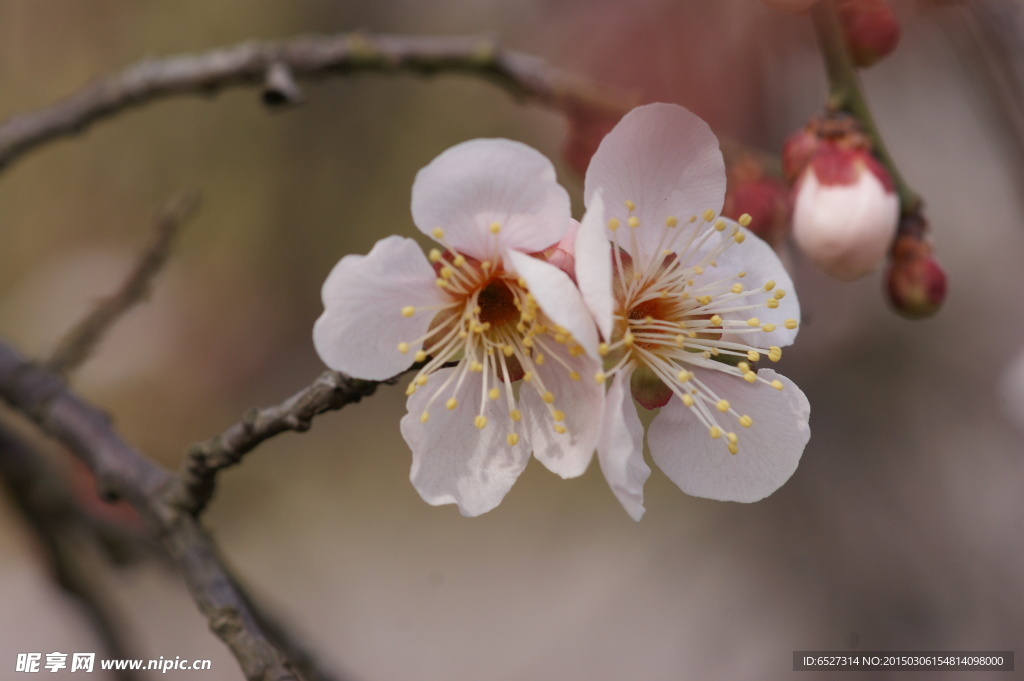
[886,231,946,318]
[761,0,821,12]
[723,154,792,248]
[539,219,579,276]
[781,127,821,184]
[792,144,899,281]
[838,0,901,68]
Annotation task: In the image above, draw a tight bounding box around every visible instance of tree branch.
[0,340,299,681]
[0,31,627,174]
[47,190,200,376]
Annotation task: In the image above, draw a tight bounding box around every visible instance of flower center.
[477,279,518,327]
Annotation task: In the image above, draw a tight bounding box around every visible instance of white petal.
[412,139,571,261]
[313,236,448,380]
[401,367,531,517]
[520,348,603,479]
[696,222,801,347]
[574,191,615,341]
[597,368,651,521]
[506,249,599,359]
[584,103,726,259]
[648,368,810,502]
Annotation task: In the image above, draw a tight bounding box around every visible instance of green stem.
[810,0,921,217]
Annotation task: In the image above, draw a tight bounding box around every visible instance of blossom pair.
[314,104,810,519]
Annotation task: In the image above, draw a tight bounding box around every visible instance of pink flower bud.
[539,220,579,277]
[792,144,899,281]
[886,231,946,318]
[723,155,793,248]
[761,0,821,13]
[781,127,821,184]
[838,0,901,68]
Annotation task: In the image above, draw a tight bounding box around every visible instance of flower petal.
[506,249,599,359]
[648,368,810,502]
[574,191,615,341]
[313,236,448,380]
[597,368,651,520]
[401,366,531,517]
[584,103,726,259]
[520,347,603,479]
[412,139,571,261]
[696,223,801,347]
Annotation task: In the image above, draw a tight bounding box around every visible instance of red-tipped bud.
[792,143,899,281]
[837,0,901,68]
[723,155,793,248]
[781,127,821,184]
[886,231,946,318]
[761,0,821,13]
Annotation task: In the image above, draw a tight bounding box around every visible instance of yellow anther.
[510,409,522,422]
[744,371,757,383]
[554,424,568,434]
[726,432,738,445]
[416,375,428,386]
[682,394,695,407]
[677,369,692,382]
[436,279,448,288]
[469,361,483,373]
[542,391,555,404]
[766,299,780,309]
[414,350,427,363]
[688,331,698,339]
[440,266,454,279]
[769,346,782,362]
[420,411,430,423]
[628,216,640,228]
[775,289,786,300]
[446,397,458,410]
[554,333,567,344]
[747,350,761,362]
[502,345,514,357]
[507,433,520,446]
[702,351,712,359]
[552,410,566,422]
[747,317,760,327]
[481,260,493,271]
[784,319,798,330]
[432,227,445,239]
[598,342,609,356]
[738,361,750,372]
[731,283,744,294]
[738,271,747,278]
[453,254,466,267]
[762,323,776,333]
[406,382,417,396]
[716,399,730,412]
[474,415,488,429]
[569,345,584,357]
[738,213,753,227]
[608,218,620,231]
[703,209,716,222]
[709,314,723,326]
[625,199,636,211]
[535,353,546,366]
[675,335,685,347]
[523,372,533,382]
[595,372,607,384]
[623,332,635,347]
[569,371,581,381]
[727,442,739,455]
[763,280,776,291]
[488,388,500,400]
[698,295,712,306]
[398,342,410,354]
[734,232,746,244]
[711,347,720,357]
[771,380,784,391]
[714,219,727,232]
[689,215,697,223]
[739,415,753,428]
[665,215,678,228]
[693,265,704,275]
[428,248,442,263]
[709,426,722,439]
[488,222,502,234]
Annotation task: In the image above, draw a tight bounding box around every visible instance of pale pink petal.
[520,348,603,479]
[412,139,571,261]
[401,367,531,517]
[313,236,448,380]
[584,103,726,258]
[573,191,615,341]
[506,249,599,359]
[648,368,810,502]
[695,223,801,347]
[597,368,651,521]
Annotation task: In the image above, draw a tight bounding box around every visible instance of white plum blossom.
[314,139,603,517]
[575,103,811,520]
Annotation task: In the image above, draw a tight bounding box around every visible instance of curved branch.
[0,31,627,173]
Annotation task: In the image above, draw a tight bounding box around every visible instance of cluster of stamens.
[397,225,585,446]
[595,202,799,456]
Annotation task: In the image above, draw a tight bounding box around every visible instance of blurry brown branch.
[46,190,201,375]
[0,341,300,681]
[174,370,390,516]
[0,31,629,174]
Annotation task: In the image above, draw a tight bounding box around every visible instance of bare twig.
[173,370,390,516]
[0,341,298,681]
[0,31,628,174]
[47,190,201,375]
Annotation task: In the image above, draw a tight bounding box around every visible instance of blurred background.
[1,0,1022,679]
